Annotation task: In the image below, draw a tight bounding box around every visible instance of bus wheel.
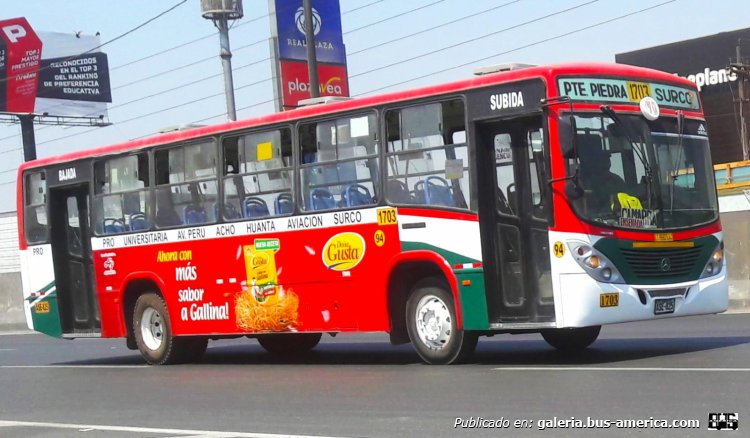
[257,333,322,356]
[406,279,477,365]
[541,326,601,352]
[133,293,187,365]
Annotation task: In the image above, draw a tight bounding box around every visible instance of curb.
[727,299,750,314]
[0,323,31,334]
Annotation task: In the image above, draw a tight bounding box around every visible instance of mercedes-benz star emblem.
[659,257,671,272]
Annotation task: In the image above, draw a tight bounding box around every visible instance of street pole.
[217,15,237,121]
[737,41,749,161]
[19,114,36,161]
[303,0,320,98]
[201,1,243,122]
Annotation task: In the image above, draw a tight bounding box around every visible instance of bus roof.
[18,62,695,173]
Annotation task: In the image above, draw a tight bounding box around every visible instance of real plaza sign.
[269,0,349,110]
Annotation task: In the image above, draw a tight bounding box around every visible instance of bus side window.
[298,113,379,211]
[222,127,294,219]
[155,141,217,227]
[93,153,150,234]
[385,99,470,210]
[24,171,49,244]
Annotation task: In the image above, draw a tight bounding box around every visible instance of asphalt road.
[0,314,748,438]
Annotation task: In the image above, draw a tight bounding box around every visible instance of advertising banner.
[279,60,348,109]
[272,0,346,64]
[0,17,42,114]
[37,52,111,102]
[616,27,750,164]
[34,31,111,118]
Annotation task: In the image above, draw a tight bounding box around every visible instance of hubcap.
[140,307,163,351]
[415,294,452,350]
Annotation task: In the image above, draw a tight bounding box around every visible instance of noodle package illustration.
[235,239,299,332]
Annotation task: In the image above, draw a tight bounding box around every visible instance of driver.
[578,146,627,213]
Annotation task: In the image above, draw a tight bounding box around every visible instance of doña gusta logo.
[322,232,366,271]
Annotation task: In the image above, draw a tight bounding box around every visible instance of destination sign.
[557,78,700,110]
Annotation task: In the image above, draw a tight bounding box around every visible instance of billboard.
[0,18,111,119]
[271,0,345,64]
[279,59,348,108]
[34,31,111,119]
[616,28,750,164]
[0,17,43,113]
[269,0,348,111]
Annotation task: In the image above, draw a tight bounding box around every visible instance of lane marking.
[493,366,750,372]
[0,331,35,336]
[0,349,16,352]
[0,365,147,369]
[0,420,349,438]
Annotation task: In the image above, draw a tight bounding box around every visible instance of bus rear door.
[47,163,100,336]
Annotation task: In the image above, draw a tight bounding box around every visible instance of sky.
[0,0,748,212]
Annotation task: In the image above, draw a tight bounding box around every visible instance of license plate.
[34,301,50,314]
[600,293,619,307]
[654,298,675,315]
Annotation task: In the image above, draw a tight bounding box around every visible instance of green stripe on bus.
[455,271,490,330]
[30,296,63,338]
[400,241,488,329]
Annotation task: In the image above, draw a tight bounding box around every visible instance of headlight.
[567,241,624,283]
[700,241,724,279]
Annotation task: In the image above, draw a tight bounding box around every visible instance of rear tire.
[541,326,601,352]
[257,333,322,356]
[406,278,477,365]
[133,293,205,364]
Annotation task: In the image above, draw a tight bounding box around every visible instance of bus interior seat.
[341,184,372,207]
[424,176,454,207]
[103,218,126,234]
[155,206,182,227]
[274,192,293,215]
[215,201,241,220]
[129,213,149,231]
[386,179,412,204]
[183,205,208,224]
[243,196,270,218]
[309,188,335,211]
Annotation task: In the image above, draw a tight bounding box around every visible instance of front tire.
[133,293,205,364]
[541,326,601,352]
[257,333,322,356]
[406,278,477,365]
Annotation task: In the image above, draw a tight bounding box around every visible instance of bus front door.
[48,184,100,334]
[476,117,555,324]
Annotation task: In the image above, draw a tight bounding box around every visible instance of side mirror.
[558,114,577,159]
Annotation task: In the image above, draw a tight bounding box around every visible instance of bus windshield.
[566,113,718,230]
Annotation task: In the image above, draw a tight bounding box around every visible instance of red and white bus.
[17,63,728,364]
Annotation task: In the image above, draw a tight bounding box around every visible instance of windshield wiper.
[600,105,656,207]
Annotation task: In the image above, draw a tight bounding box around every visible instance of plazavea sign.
[0,17,42,113]
[279,60,349,109]
[273,0,346,64]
